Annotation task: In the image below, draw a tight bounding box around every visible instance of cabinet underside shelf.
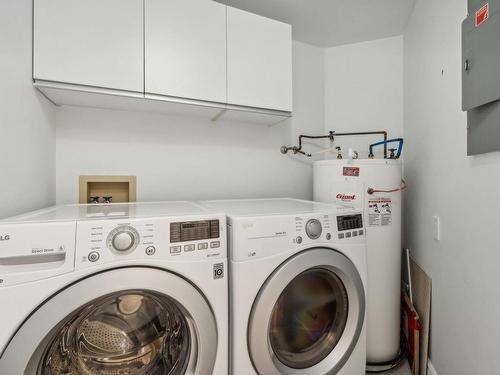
[34,80,292,127]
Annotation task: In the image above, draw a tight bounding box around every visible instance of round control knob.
[113,231,134,251]
[107,226,140,254]
[305,219,322,240]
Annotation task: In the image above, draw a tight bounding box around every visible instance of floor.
[368,360,412,375]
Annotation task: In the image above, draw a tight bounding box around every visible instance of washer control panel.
[76,215,226,269]
[170,220,220,243]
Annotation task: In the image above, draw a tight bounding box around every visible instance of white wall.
[404,0,500,373]
[0,0,56,218]
[324,36,403,158]
[56,41,324,203]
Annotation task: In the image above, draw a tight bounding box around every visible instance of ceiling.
[216,0,416,47]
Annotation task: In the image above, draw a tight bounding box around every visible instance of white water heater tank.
[313,159,402,364]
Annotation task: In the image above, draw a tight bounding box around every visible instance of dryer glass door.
[248,248,365,375]
[269,268,349,369]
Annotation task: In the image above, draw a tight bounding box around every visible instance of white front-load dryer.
[0,201,228,375]
[199,198,367,375]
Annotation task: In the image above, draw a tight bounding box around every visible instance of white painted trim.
[428,360,438,375]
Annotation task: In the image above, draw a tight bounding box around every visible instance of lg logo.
[0,235,10,241]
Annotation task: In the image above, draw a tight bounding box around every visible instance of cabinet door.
[145,0,227,103]
[227,7,293,112]
[34,0,144,92]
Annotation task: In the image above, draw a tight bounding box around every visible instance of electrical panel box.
[468,0,490,13]
[462,1,500,155]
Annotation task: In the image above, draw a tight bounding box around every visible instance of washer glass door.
[0,268,218,375]
[43,291,190,374]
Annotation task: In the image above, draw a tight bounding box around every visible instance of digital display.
[337,214,363,232]
[170,220,220,243]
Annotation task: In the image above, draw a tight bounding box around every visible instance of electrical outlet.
[433,216,441,241]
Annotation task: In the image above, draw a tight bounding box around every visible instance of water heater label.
[343,167,360,177]
[368,198,392,227]
[475,3,489,27]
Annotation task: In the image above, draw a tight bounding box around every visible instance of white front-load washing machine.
[199,198,367,375]
[0,201,228,375]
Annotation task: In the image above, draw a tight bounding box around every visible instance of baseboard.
[428,360,438,375]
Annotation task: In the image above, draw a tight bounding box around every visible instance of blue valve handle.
[369,138,404,159]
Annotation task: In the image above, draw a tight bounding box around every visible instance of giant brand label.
[336,193,357,202]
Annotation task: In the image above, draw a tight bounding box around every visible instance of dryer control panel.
[230,209,364,262]
[336,214,364,239]
[294,213,364,244]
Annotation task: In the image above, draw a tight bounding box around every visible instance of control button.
[296,236,303,244]
[338,233,345,239]
[210,241,220,249]
[359,230,364,236]
[305,219,322,240]
[184,244,196,252]
[346,232,352,238]
[107,226,140,253]
[145,246,156,256]
[352,231,358,237]
[198,243,209,250]
[326,233,332,240]
[170,246,182,254]
[88,251,100,262]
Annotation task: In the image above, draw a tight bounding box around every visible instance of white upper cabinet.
[33,0,292,123]
[227,7,293,112]
[145,0,227,103]
[33,0,143,92]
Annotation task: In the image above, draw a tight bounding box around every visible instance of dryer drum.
[41,291,191,375]
[269,268,349,369]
